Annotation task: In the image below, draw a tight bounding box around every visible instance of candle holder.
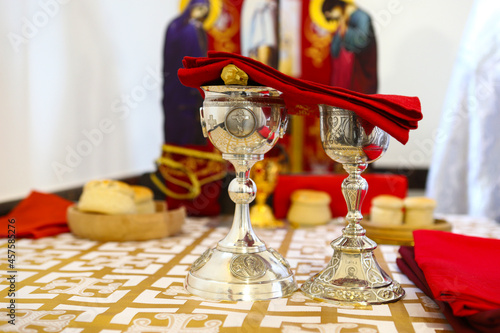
[185,86,297,301]
[301,106,405,304]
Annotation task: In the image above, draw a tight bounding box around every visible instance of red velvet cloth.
[178,51,422,144]
[397,246,476,333]
[0,191,72,238]
[398,246,500,333]
[414,230,500,317]
[273,173,408,218]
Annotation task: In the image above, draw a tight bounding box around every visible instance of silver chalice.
[301,106,405,304]
[185,85,297,301]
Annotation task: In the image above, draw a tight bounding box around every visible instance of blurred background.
[0,0,475,207]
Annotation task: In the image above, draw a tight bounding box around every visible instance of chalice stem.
[217,154,266,252]
[255,192,267,206]
[342,163,368,237]
[233,203,251,238]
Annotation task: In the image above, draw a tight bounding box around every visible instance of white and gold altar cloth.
[1,215,498,333]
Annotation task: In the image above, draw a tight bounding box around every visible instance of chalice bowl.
[301,106,405,304]
[185,85,297,301]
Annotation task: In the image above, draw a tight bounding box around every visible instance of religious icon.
[162,0,212,146]
[156,0,227,217]
[296,0,378,173]
[160,0,379,174]
[321,0,378,94]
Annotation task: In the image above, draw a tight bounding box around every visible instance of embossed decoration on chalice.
[230,254,267,280]
[225,108,257,138]
[190,249,213,273]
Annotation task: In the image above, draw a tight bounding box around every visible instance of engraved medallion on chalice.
[301,106,405,305]
[185,85,297,301]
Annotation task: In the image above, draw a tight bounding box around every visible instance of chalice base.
[185,247,297,301]
[301,235,405,305]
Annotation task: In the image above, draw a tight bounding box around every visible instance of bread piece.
[370,195,404,226]
[404,197,436,226]
[372,195,405,209]
[78,180,136,215]
[287,190,332,226]
[403,196,437,209]
[131,185,155,214]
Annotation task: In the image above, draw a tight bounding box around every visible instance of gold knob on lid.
[221,64,249,86]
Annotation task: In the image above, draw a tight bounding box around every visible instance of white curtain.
[0,0,176,202]
[426,0,500,222]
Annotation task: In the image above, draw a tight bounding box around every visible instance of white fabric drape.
[0,1,175,202]
[426,0,500,222]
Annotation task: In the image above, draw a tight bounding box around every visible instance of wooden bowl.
[361,218,452,246]
[67,201,185,242]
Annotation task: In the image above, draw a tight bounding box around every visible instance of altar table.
[0,215,498,332]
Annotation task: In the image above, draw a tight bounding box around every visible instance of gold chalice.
[250,157,284,228]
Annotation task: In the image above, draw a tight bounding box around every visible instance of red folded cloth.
[398,246,500,333]
[0,191,73,238]
[414,230,500,316]
[178,51,422,144]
